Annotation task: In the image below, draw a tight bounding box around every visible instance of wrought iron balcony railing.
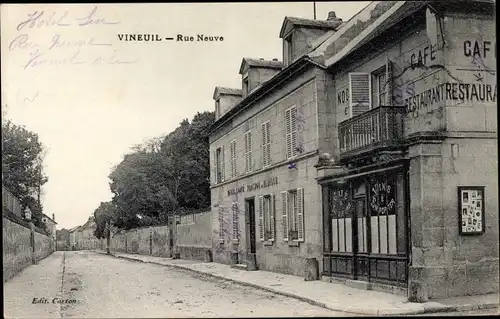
[338,105,406,161]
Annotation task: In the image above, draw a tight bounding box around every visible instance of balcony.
[338,105,406,162]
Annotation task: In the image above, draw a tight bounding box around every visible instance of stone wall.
[176,211,212,260]
[3,215,54,282]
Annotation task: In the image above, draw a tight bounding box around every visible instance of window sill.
[288,241,300,247]
[263,240,275,246]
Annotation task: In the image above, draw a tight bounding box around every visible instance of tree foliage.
[104,111,214,230]
[93,201,115,239]
[2,119,49,230]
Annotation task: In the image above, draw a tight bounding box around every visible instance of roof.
[69,226,81,232]
[42,213,57,225]
[239,58,283,74]
[279,16,345,38]
[213,87,242,100]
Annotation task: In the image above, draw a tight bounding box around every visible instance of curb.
[99,252,498,316]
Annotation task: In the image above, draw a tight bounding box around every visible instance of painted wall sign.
[463,40,492,58]
[405,82,497,114]
[337,88,349,106]
[410,44,437,68]
[227,177,278,196]
[458,186,485,235]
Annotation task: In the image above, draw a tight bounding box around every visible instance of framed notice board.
[458,186,485,235]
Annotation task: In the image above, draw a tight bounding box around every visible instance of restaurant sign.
[227,177,278,196]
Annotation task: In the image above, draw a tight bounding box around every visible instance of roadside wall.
[3,214,55,282]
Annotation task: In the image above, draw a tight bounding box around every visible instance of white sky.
[1,2,370,229]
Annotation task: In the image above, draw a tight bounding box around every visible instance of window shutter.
[213,150,217,185]
[218,207,224,243]
[245,131,252,172]
[232,202,238,240]
[266,122,271,165]
[281,191,288,241]
[285,109,291,159]
[261,123,267,166]
[269,194,275,241]
[258,195,264,241]
[386,61,393,106]
[349,73,371,117]
[296,188,305,242]
[221,145,225,182]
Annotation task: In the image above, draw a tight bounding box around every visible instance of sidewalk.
[95,250,499,316]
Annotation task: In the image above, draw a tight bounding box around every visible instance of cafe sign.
[227,177,278,196]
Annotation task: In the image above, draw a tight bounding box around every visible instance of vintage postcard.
[2,1,498,318]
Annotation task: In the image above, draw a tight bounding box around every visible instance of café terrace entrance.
[321,166,410,287]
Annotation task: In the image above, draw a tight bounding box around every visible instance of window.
[258,195,275,242]
[261,121,271,167]
[215,146,225,184]
[230,140,237,179]
[348,73,371,117]
[285,106,297,159]
[281,188,304,242]
[243,75,249,97]
[283,34,293,67]
[232,202,239,241]
[218,207,224,243]
[215,99,221,119]
[244,131,252,172]
[376,73,387,107]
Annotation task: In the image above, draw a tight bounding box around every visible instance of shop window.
[330,186,353,253]
[281,188,304,242]
[369,173,398,255]
[258,195,275,242]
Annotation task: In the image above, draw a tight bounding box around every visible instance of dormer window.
[215,99,221,119]
[283,34,293,66]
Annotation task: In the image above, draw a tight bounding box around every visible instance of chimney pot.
[52,213,55,221]
[272,58,278,61]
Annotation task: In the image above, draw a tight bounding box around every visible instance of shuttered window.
[244,131,252,172]
[260,195,275,241]
[232,202,239,241]
[261,121,271,167]
[285,106,297,159]
[258,195,264,241]
[230,140,237,179]
[349,73,371,117]
[281,188,305,242]
[215,146,225,184]
[374,62,393,107]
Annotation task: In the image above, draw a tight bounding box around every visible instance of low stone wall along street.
[95,211,212,261]
[3,214,55,282]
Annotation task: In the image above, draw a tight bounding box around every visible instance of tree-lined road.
[4,251,349,318]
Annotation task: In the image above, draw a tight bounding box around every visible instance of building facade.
[41,213,57,240]
[209,0,497,301]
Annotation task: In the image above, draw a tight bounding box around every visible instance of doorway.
[245,198,256,254]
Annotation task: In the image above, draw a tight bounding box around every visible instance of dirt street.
[4,251,349,318]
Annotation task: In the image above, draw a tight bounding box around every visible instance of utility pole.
[313,2,317,20]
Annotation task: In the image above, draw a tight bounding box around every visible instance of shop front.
[320,163,410,287]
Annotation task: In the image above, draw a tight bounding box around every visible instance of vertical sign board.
[458,186,485,235]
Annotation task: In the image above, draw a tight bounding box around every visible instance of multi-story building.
[69,226,80,250]
[41,213,57,240]
[209,0,497,302]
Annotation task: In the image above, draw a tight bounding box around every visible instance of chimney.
[52,213,55,221]
[326,11,343,28]
[272,58,278,61]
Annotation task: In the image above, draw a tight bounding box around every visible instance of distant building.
[68,226,81,250]
[41,213,57,240]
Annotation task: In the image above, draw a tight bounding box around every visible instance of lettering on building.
[227,177,278,196]
[370,180,395,215]
[410,44,437,68]
[463,40,492,58]
[337,88,349,105]
[405,82,497,114]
